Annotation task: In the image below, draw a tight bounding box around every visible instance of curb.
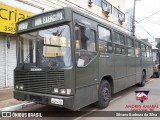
[0,102,35,111]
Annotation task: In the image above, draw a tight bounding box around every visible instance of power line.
[143,19,160,26]
[31,0,63,9]
[136,22,155,39]
[126,15,159,38]
[137,10,160,23]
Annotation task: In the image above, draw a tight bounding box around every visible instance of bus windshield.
[17,25,71,68]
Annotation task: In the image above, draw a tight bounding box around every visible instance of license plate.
[51,98,63,105]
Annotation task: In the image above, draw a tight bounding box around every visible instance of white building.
[17,0,127,30]
[125,8,133,34]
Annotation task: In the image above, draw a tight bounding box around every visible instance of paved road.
[1,78,160,120]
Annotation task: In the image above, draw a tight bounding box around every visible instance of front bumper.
[14,90,74,110]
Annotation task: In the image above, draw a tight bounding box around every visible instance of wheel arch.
[100,75,114,94]
[142,69,146,78]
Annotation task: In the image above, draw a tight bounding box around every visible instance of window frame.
[113,7,125,19]
[102,0,112,14]
[113,31,125,45]
[93,0,102,7]
[74,25,98,67]
[141,43,147,58]
[98,25,113,53]
[126,37,135,57]
[113,31,126,55]
[135,40,141,57]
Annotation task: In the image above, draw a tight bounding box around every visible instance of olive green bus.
[14,7,153,110]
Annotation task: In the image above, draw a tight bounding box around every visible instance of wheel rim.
[102,87,109,101]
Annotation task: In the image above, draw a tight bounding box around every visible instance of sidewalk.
[0,87,24,109]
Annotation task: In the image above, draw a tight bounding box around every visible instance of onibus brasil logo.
[135,91,149,103]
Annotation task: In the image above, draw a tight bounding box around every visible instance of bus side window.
[98,26,112,53]
[147,46,152,61]
[113,32,125,55]
[126,37,134,57]
[141,43,147,58]
[149,47,153,61]
[75,26,97,67]
[135,41,141,57]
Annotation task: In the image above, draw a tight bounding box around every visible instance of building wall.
[7,37,17,87]
[0,35,6,88]
[0,0,42,88]
[17,0,127,31]
[125,8,133,34]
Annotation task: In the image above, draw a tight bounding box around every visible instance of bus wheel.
[153,72,159,78]
[95,80,111,109]
[139,71,146,87]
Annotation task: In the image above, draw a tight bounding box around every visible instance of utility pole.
[132,0,136,36]
[132,0,141,36]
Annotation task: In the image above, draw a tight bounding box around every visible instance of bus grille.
[15,71,65,94]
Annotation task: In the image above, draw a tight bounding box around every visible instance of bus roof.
[16,7,151,47]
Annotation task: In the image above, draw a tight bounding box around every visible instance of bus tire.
[153,72,159,78]
[139,71,146,87]
[95,80,111,109]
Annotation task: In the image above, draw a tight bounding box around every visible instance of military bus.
[14,7,153,110]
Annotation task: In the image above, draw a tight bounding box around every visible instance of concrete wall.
[15,0,127,30]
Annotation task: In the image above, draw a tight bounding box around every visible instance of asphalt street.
[1,78,160,120]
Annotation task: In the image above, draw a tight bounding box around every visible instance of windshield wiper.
[22,53,30,69]
[52,27,66,36]
[38,49,58,70]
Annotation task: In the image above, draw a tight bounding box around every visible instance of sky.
[126,0,160,47]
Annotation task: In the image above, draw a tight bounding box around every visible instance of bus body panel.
[14,7,153,110]
[126,56,136,87]
[135,57,142,83]
[99,53,115,90]
[114,54,127,91]
[72,12,99,110]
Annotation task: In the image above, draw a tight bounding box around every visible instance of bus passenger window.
[75,26,97,67]
[135,41,141,57]
[141,44,146,58]
[98,26,111,42]
[98,26,112,53]
[148,47,152,61]
[126,37,134,57]
[113,32,125,55]
[113,32,125,45]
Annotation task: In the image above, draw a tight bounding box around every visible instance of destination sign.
[18,22,28,31]
[17,10,64,31]
[34,11,64,26]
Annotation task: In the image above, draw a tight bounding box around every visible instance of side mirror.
[84,28,91,40]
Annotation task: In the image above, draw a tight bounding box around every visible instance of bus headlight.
[66,89,71,95]
[54,88,59,93]
[15,85,19,89]
[60,89,66,94]
[52,88,71,95]
[19,85,24,90]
